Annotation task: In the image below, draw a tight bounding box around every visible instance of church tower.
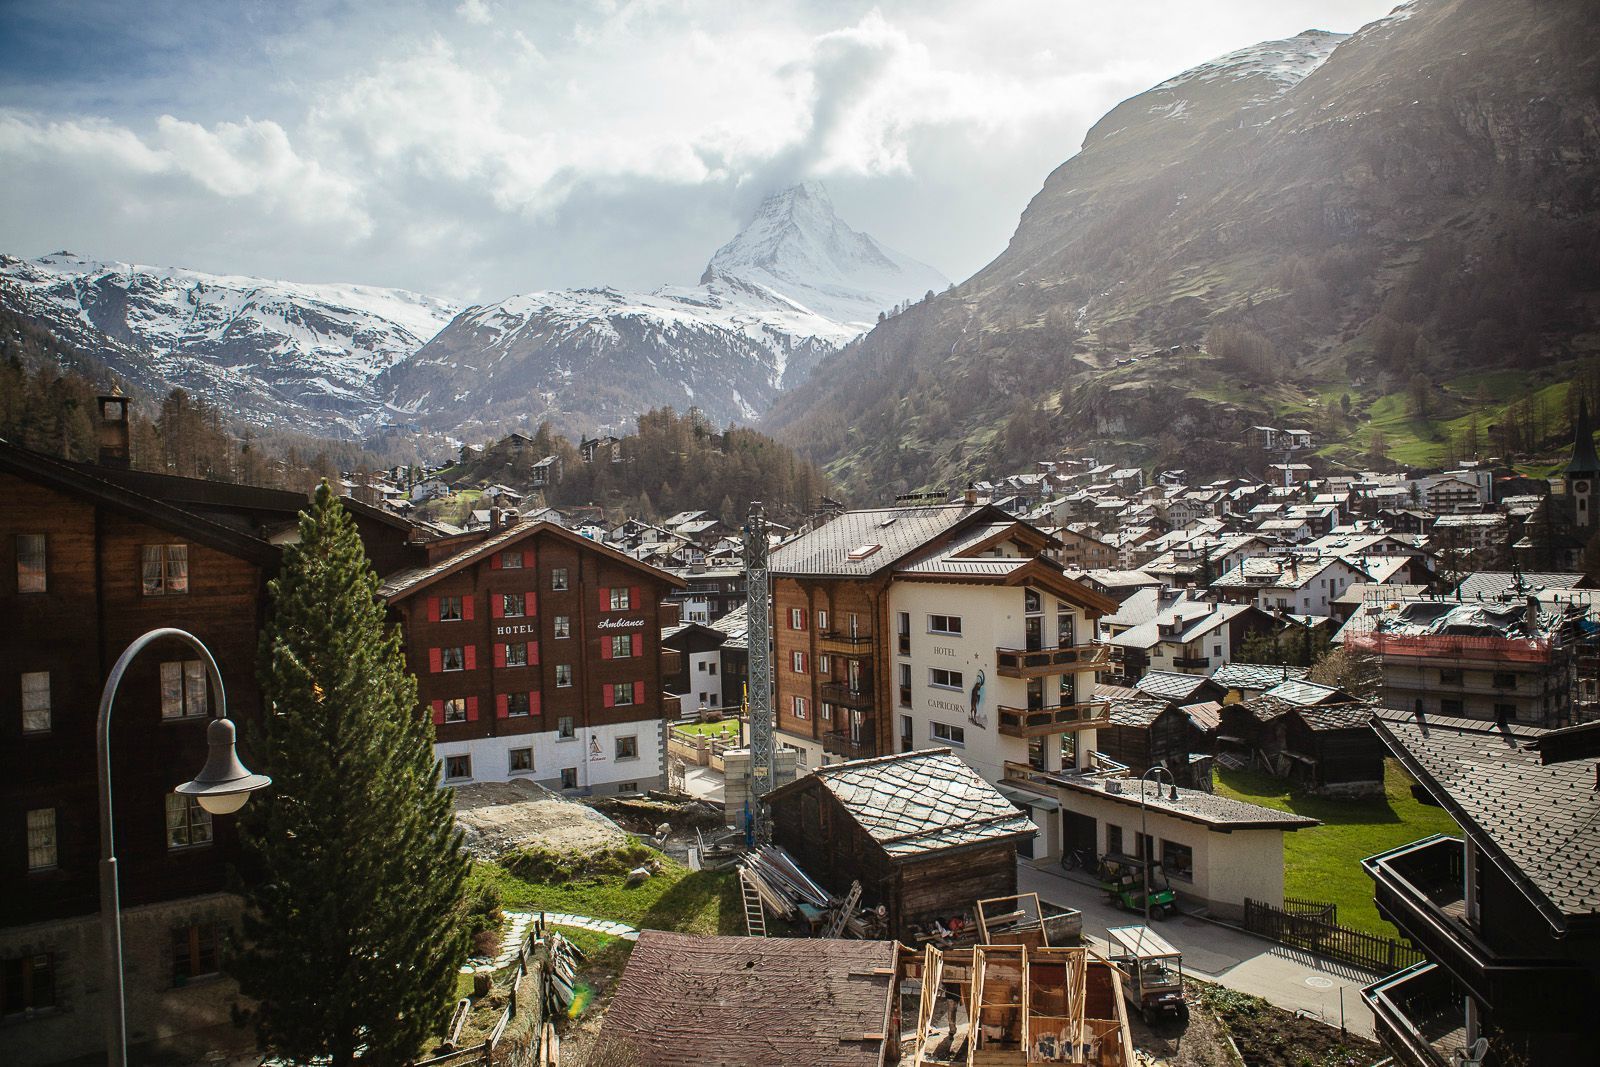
[1565,398,1600,527]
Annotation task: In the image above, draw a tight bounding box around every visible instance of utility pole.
[743,502,775,845]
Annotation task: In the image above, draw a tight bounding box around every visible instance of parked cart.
[1106,924,1188,1023]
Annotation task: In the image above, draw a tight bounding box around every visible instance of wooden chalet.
[767,748,1035,942]
[1260,704,1385,796]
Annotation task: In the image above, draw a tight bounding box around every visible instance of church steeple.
[1566,398,1600,476]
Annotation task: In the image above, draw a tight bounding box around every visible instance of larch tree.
[233,484,468,1066]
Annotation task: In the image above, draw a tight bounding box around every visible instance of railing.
[820,682,873,709]
[995,643,1113,677]
[997,700,1111,738]
[1172,655,1210,669]
[1361,962,1461,1067]
[1243,897,1424,975]
[824,732,874,759]
[818,630,875,656]
[1347,632,1552,664]
[660,691,683,720]
[414,915,550,1066]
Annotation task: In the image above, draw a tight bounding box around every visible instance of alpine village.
[2,2,1598,1065]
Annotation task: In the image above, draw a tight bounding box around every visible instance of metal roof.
[769,503,987,576]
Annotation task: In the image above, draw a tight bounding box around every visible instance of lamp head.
[176,717,271,815]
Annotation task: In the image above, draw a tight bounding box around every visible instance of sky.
[0,0,1402,304]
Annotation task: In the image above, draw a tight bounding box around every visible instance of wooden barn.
[767,748,1035,941]
[1096,696,1197,775]
[1261,704,1385,796]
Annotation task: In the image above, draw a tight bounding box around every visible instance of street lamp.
[97,628,270,1067]
[1138,766,1179,925]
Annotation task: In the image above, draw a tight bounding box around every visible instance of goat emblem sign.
[968,669,987,728]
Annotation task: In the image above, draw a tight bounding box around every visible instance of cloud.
[456,0,493,26]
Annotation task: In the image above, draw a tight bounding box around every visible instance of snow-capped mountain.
[381,183,949,436]
[0,252,458,433]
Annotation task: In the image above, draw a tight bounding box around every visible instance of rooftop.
[1210,661,1308,691]
[770,503,987,576]
[1046,773,1319,831]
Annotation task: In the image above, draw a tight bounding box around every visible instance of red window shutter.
[603,684,615,708]
[522,549,533,568]
[601,638,612,660]
[600,588,610,613]
[496,694,508,718]
[494,643,507,668]
[428,597,440,622]
[527,591,537,616]
[631,632,643,657]
[431,700,445,725]
[633,681,642,704]
[463,597,475,621]
[464,645,477,671]
[467,696,479,721]
[630,586,640,611]
[527,642,538,666]
[492,596,504,619]
[530,692,541,716]
[491,553,502,570]
[429,647,442,673]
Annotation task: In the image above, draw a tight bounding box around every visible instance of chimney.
[489,507,503,531]
[96,393,131,469]
[964,483,979,506]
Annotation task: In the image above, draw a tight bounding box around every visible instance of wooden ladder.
[739,869,767,938]
[822,879,863,939]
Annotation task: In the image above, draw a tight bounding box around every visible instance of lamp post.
[1138,766,1178,925]
[97,628,271,1067]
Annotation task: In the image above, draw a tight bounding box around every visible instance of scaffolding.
[744,502,775,845]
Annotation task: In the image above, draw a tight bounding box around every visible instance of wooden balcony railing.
[823,731,875,759]
[819,682,874,710]
[995,643,1112,677]
[997,700,1111,738]
[818,631,875,657]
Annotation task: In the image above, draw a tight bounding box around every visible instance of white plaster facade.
[434,717,663,795]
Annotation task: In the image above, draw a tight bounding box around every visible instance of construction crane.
[743,502,775,845]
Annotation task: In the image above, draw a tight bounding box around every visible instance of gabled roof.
[1210,662,1308,691]
[1373,712,1600,930]
[768,748,1034,857]
[378,519,685,601]
[1291,703,1375,731]
[1263,678,1350,706]
[1134,670,1222,704]
[770,503,991,577]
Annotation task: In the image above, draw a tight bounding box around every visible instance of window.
[929,667,964,691]
[439,595,463,621]
[141,544,189,596]
[443,698,468,723]
[499,550,524,569]
[441,647,465,672]
[444,754,472,781]
[172,924,220,984]
[16,534,46,593]
[899,664,912,707]
[816,610,828,631]
[551,568,569,591]
[789,607,804,630]
[931,721,966,746]
[26,809,56,871]
[817,654,831,675]
[697,660,707,672]
[707,662,717,675]
[898,612,911,655]
[616,735,638,761]
[509,748,534,774]
[610,635,632,659]
[165,793,213,849]
[501,593,526,618]
[1494,702,1516,722]
[791,650,807,674]
[554,615,570,639]
[928,614,962,636]
[1024,589,1042,613]
[1440,698,1464,715]
[792,696,808,720]
[617,781,637,793]
[609,587,632,611]
[558,716,576,739]
[1162,840,1194,881]
[506,692,530,718]
[1491,672,1517,690]
[21,672,50,733]
[1439,668,1463,685]
[612,684,635,707]
[160,660,208,719]
[821,703,833,722]
[2,953,55,1015]
[1106,824,1124,856]
[505,643,528,667]
[556,664,573,688]
[560,767,578,789]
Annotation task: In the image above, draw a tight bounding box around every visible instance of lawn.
[468,851,744,937]
[1214,760,1460,939]
[673,718,744,740]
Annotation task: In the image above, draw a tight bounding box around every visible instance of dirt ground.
[1127,994,1235,1067]
[452,780,629,859]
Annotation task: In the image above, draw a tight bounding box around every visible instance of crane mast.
[743,502,775,844]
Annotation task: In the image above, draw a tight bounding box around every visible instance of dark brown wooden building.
[379,518,684,793]
[1261,704,1385,796]
[767,748,1035,941]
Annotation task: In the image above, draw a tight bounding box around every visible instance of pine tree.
[234,485,468,1065]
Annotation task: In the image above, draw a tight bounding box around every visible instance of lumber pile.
[542,931,585,1017]
[737,844,830,921]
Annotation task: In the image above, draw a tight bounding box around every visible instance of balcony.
[819,682,874,710]
[823,731,875,759]
[661,692,684,720]
[1171,655,1210,669]
[818,630,875,657]
[660,649,683,675]
[995,643,1112,678]
[997,701,1111,738]
[1362,963,1466,1067]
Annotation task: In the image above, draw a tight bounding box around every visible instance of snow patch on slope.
[1152,29,1349,100]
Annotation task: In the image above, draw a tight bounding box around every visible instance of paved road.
[1017,860,1377,1039]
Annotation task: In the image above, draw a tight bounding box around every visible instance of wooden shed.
[1097,696,1197,775]
[768,748,1036,942]
[1262,704,1385,796]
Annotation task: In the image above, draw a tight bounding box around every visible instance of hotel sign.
[598,617,645,631]
[496,623,538,637]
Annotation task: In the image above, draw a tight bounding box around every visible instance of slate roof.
[770,748,1035,857]
[1135,670,1219,704]
[1111,601,1255,651]
[1263,678,1348,706]
[1455,571,1588,600]
[1047,774,1319,831]
[1108,698,1175,728]
[1210,662,1308,691]
[1294,703,1377,731]
[709,603,749,650]
[769,503,987,576]
[1373,712,1600,929]
[1182,700,1223,732]
[593,931,897,1067]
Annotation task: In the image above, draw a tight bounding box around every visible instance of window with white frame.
[506,693,530,717]
[816,609,828,631]
[26,808,56,871]
[789,608,804,630]
[160,661,208,719]
[609,587,631,610]
[791,650,807,674]
[558,715,575,739]
[931,721,966,746]
[554,615,571,639]
[615,735,638,761]
[141,544,189,596]
[928,667,963,690]
[610,635,632,659]
[443,698,467,723]
[21,672,50,733]
[504,643,528,667]
[165,793,212,849]
[444,754,472,780]
[792,696,809,720]
[439,595,463,621]
[509,748,534,774]
[552,568,569,590]
[817,654,831,675]
[499,551,523,569]
[556,664,573,687]
[928,614,962,636]
[501,593,526,618]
